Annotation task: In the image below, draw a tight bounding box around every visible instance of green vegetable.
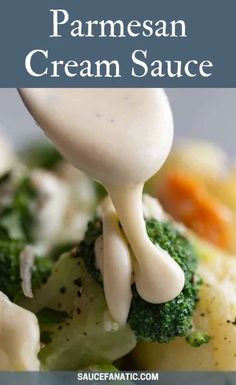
[0,171,12,184]
[32,257,54,291]
[50,242,78,262]
[21,141,62,170]
[94,181,107,201]
[186,331,211,347]
[21,251,136,370]
[0,173,37,242]
[36,307,69,324]
[0,239,25,301]
[79,217,202,344]
[12,177,37,242]
[87,363,119,372]
[17,214,204,370]
[0,225,11,240]
[41,331,53,345]
[0,238,52,302]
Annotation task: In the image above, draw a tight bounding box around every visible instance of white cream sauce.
[20,245,35,298]
[0,292,40,371]
[99,196,133,325]
[19,88,185,324]
[30,170,68,254]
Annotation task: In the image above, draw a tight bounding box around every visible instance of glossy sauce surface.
[0,292,40,370]
[19,88,185,324]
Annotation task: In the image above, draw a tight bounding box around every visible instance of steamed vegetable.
[22,141,62,170]
[158,170,233,250]
[0,163,96,254]
[0,291,40,371]
[21,250,136,370]
[2,135,236,372]
[0,171,37,242]
[146,139,236,254]
[133,239,236,370]
[20,215,201,369]
[79,217,201,343]
[0,238,52,302]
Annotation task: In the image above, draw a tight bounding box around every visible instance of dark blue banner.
[0,371,234,385]
[0,0,235,87]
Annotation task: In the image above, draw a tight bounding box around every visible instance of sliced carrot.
[158,170,233,250]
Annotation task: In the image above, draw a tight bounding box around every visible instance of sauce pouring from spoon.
[18,88,185,322]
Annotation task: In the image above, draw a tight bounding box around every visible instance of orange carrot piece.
[158,170,232,250]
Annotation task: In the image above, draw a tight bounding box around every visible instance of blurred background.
[0,88,235,155]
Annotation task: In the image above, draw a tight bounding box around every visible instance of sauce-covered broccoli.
[79,217,201,343]
[18,215,206,370]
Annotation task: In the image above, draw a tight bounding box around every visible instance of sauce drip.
[101,197,133,325]
[19,88,185,323]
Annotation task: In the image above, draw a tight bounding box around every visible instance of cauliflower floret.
[0,134,16,175]
[56,162,97,243]
[0,292,40,370]
[30,170,69,254]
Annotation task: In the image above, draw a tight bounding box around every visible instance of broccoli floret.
[0,172,37,242]
[20,216,201,369]
[0,170,12,184]
[32,257,54,292]
[0,239,25,301]
[94,182,107,201]
[50,242,78,262]
[129,220,201,343]
[0,238,52,302]
[21,141,62,170]
[186,331,211,347]
[79,217,201,344]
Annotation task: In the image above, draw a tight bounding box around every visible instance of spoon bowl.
[18,88,173,187]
